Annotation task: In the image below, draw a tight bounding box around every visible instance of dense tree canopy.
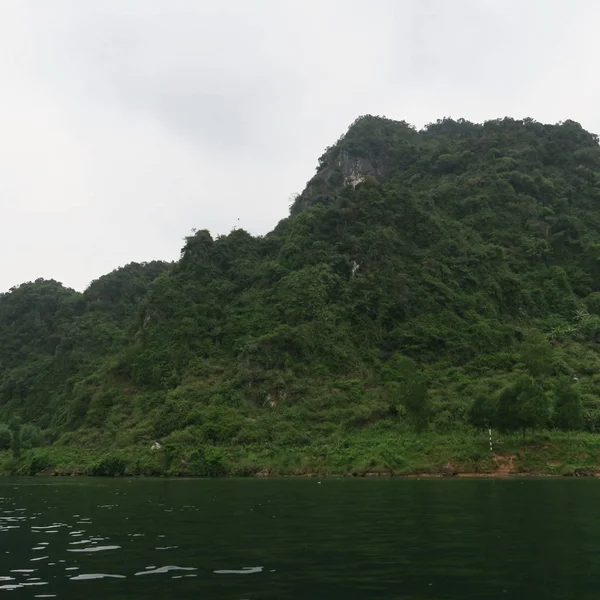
[2,115,600,473]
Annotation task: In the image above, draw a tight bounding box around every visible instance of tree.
[402,374,430,433]
[520,331,554,378]
[468,396,497,431]
[519,379,551,432]
[496,382,520,433]
[383,354,430,432]
[0,424,11,450]
[21,424,42,450]
[554,379,583,431]
[497,376,550,433]
[9,416,22,458]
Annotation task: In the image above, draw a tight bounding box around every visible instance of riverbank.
[2,430,600,478]
[2,465,598,478]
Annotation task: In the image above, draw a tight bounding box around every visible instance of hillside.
[3,115,600,477]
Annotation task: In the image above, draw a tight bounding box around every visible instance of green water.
[0,477,598,599]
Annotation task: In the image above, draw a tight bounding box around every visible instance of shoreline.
[3,433,600,479]
[8,467,598,479]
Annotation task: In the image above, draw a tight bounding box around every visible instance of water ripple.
[70,573,126,581]
[134,566,197,576]
[214,566,264,575]
[67,545,121,553]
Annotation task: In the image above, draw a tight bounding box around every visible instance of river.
[0,477,598,599]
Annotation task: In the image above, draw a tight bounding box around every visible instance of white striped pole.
[489,427,493,452]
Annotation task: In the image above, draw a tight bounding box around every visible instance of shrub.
[0,424,11,451]
[187,447,228,477]
[9,417,22,458]
[468,396,497,430]
[130,455,164,477]
[554,379,584,431]
[26,451,53,476]
[585,292,600,316]
[21,425,43,450]
[85,454,127,476]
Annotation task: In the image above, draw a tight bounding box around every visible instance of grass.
[3,429,600,478]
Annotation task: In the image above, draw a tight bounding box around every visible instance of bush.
[21,425,43,450]
[85,454,127,476]
[187,447,228,477]
[9,417,22,457]
[554,379,584,431]
[496,376,550,433]
[130,454,164,477]
[468,396,497,430]
[0,424,11,450]
[25,451,53,476]
[585,292,600,316]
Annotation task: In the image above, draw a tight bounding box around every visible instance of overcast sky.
[1,0,599,292]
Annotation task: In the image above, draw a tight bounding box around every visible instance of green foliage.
[584,293,600,316]
[554,379,584,431]
[0,424,11,450]
[23,450,53,476]
[382,355,430,431]
[468,396,497,430]
[85,455,127,477]
[497,376,551,433]
[0,115,599,472]
[9,416,22,457]
[187,447,228,477]
[21,424,42,450]
[520,331,554,377]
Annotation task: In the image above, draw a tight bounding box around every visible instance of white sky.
[1,0,599,291]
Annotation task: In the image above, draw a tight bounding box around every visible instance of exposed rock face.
[290,115,415,215]
[290,148,380,214]
[339,151,370,188]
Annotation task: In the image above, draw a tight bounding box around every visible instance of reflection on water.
[70,574,126,581]
[134,565,196,576]
[214,566,264,575]
[2,477,600,599]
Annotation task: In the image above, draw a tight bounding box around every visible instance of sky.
[1,0,599,292]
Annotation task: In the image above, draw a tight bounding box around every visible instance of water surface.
[0,477,598,599]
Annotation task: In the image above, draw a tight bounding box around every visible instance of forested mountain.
[2,115,600,476]
[0,262,168,426]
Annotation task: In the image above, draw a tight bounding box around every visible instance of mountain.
[3,115,600,477]
[0,262,168,426]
